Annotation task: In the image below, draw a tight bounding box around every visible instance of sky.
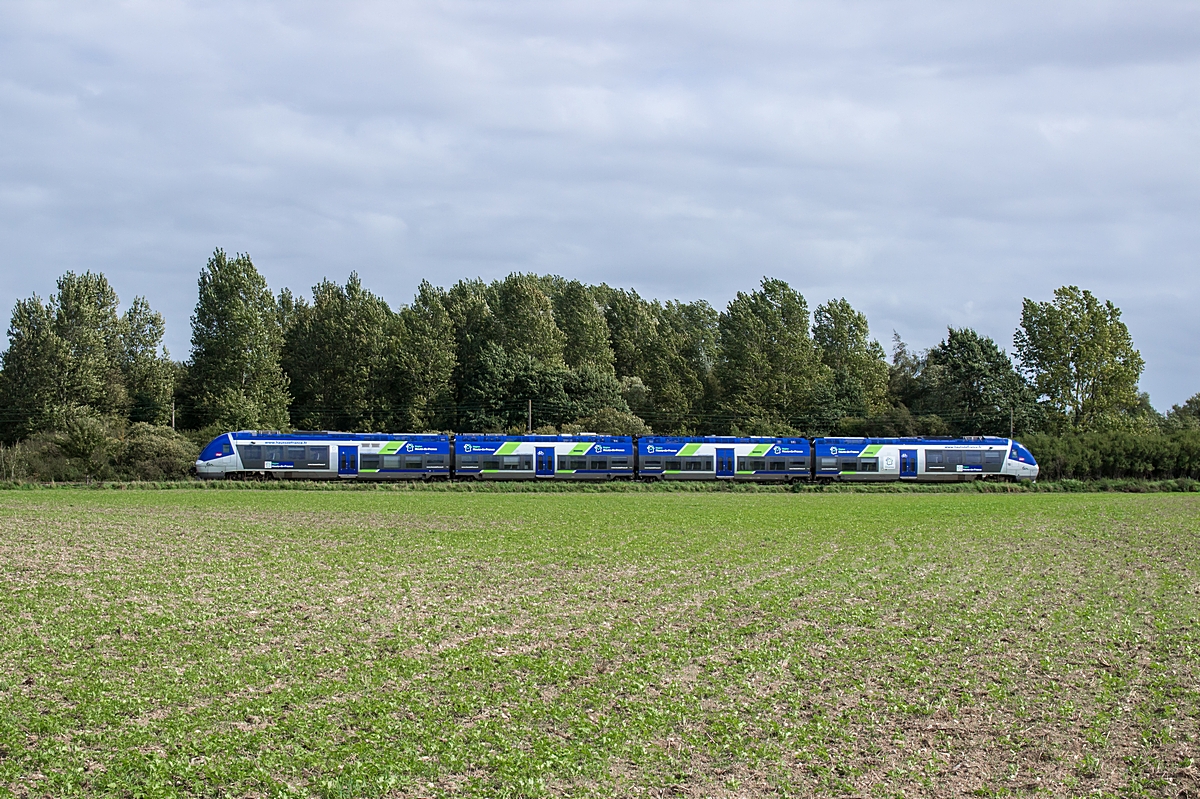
[1,1,1198,408]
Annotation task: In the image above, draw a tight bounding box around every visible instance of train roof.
[816,436,1011,445]
[641,435,809,444]
[455,433,632,443]
[228,430,449,441]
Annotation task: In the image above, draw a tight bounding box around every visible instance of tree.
[388,280,457,431]
[716,278,831,434]
[120,297,175,425]
[0,295,63,442]
[184,249,290,431]
[1165,393,1200,431]
[0,272,149,441]
[598,286,655,380]
[282,273,393,431]
[638,300,718,434]
[812,298,889,419]
[553,280,614,372]
[492,273,565,366]
[1014,286,1143,431]
[922,327,1040,436]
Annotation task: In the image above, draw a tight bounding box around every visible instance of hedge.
[1024,431,1200,480]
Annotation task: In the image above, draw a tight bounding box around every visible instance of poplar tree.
[0,295,62,441]
[638,300,718,434]
[120,297,175,425]
[493,273,565,365]
[184,249,289,431]
[716,278,830,433]
[283,273,393,431]
[553,280,614,372]
[812,298,889,419]
[1014,286,1143,431]
[0,272,133,440]
[389,280,457,431]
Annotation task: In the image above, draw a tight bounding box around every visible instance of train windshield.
[1010,442,1037,465]
[199,435,234,461]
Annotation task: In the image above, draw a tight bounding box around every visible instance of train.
[195,431,1040,482]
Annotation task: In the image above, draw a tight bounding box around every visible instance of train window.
[501,455,522,470]
[483,459,500,470]
[559,457,587,470]
[458,455,479,469]
[683,459,706,471]
[839,459,857,472]
[262,446,285,463]
[749,459,766,471]
[769,460,786,471]
[984,450,1002,464]
[643,458,662,469]
[964,450,982,465]
[819,457,836,470]
[360,454,381,470]
[382,455,401,469]
[287,446,306,463]
[405,456,424,469]
[237,445,263,468]
[946,451,962,465]
[307,446,329,466]
[704,458,713,470]
[858,458,879,472]
[789,460,806,470]
[926,450,943,465]
[610,458,630,468]
[425,455,445,466]
[737,458,747,471]
[588,458,608,470]
[665,459,682,471]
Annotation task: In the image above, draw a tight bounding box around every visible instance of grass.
[1,491,1197,798]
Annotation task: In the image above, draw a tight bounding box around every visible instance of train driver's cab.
[1007,441,1039,481]
[196,434,236,477]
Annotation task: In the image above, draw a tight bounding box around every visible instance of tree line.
[1,248,1198,480]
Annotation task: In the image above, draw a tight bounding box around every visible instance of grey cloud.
[1,0,1197,405]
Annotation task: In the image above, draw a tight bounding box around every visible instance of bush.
[115,423,199,480]
[1025,430,1200,480]
[0,420,199,483]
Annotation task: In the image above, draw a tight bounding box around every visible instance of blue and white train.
[196,431,1039,482]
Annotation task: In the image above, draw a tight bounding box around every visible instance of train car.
[195,431,452,480]
[812,437,1039,482]
[454,434,635,480]
[637,436,811,482]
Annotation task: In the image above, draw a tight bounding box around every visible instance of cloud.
[1,0,1197,406]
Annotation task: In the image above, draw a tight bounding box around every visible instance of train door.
[900,449,917,478]
[338,446,358,476]
[716,448,735,478]
[536,447,555,477]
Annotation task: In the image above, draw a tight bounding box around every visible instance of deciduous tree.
[716,278,831,434]
[1014,286,1143,431]
[282,273,393,431]
[813,298,889,419]
[184,249,289,431]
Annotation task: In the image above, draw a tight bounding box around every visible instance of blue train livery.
[454,434,635,480]
[195,431,451,480]
[638,436,811,481]
[196,431,1037,482]
[811,437,1038,481]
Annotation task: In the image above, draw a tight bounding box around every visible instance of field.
[1,491,1198,798]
